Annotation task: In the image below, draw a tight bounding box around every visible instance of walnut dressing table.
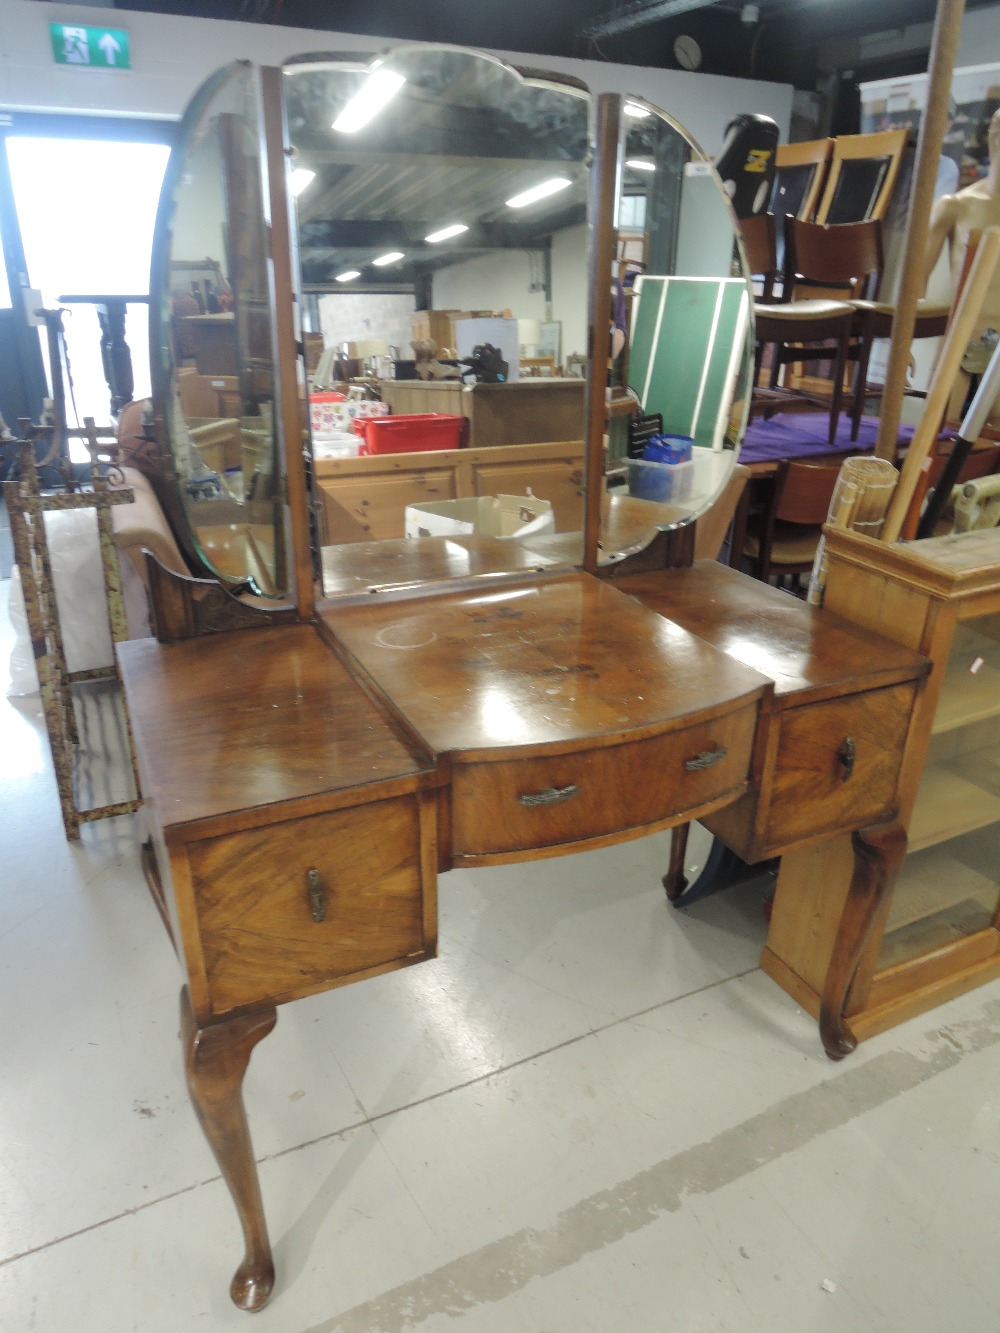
[118,48,930,1310]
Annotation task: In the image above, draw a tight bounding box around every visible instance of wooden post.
[874,0,966,464]
[583,94,621,573]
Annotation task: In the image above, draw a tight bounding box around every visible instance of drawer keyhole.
[837,736,856,781]
[307,868,327,923]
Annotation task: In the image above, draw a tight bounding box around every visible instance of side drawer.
[187,794,435,1014]
[762,681,916,850]
[451,703,757,858]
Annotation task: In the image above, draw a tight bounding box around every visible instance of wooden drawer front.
[451,705,756,857]
[765,682,915,848]
[189,796,431,1014]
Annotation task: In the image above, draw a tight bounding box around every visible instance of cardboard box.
[404,494,555,540]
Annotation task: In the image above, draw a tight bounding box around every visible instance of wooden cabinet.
[119,625,440,1026]
[764,527,1000,1043]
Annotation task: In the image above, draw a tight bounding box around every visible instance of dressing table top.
[323,570,770,761]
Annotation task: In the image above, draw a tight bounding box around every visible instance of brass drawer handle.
[307,868,326,923]
[519,784,579,807]
[837,736,856,781]
[685,747,727,771]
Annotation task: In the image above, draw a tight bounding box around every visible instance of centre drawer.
[186,793,435,1015]
[450,702,757,859]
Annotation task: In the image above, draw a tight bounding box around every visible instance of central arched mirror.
[597,98,754,565]
[282,46,592,596]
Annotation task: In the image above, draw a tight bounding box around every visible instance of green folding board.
[628,275,749,449]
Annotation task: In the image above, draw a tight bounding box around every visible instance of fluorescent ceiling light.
[289,167,315,196]
[335,269,361,282]
[625,158,656,172]
[585,0,716,39]
[425,223,468,243]
[506,177,572,209]
[332,69,405,133]
[372,251,404,267]
[624,102,651,118]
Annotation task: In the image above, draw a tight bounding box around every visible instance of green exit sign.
[50,23,131,71]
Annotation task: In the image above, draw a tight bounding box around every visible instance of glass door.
[878,606,1000,970]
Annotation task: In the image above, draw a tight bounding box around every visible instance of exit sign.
[50,23,131,71]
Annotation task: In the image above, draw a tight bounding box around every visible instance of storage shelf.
[908,752,1000,852]
[880,827,998,971]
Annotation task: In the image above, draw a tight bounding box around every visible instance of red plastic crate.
[360,413,464,454]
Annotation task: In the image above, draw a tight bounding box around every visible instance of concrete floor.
[3,575,1000,1332]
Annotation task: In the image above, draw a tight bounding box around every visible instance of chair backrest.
[739,214,779,301]
[773,458,848,525]
[786,218,883,301]
[770,138,833,222]
[814,129,907,225]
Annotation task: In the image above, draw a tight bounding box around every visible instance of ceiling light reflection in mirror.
[283,47,592,593]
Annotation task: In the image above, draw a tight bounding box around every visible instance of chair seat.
[756,298,855,322]
[743,520,823,566]
[851,297,949,318]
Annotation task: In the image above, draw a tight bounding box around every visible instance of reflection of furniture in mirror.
[815,129,908,224]
[316,440,584,543]
[116,51,934,1314]
[379,378,586,448]
[767,526,1000,1046]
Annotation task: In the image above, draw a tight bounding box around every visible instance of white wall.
[0,1,792,151]
[317,292,415,357]
[956,6,1000,68]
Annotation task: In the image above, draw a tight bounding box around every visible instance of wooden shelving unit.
[762,527,1000,1044]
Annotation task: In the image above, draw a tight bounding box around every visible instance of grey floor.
[3,576,1000,1332]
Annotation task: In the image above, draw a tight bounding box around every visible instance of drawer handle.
[837,736,856,781]
[684,747,727,771]
[306,868,326,923]
[519,784,579,808]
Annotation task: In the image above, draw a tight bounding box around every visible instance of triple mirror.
[149,46,755,602]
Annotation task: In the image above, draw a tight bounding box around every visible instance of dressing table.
[117,48,929,1311]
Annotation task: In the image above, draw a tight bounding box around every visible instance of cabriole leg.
[180,987,278,1311]
[820,818,907,1060]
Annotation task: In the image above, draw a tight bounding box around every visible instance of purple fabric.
[739,413,919,465]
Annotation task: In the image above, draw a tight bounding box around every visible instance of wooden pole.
[874,0,966,463]
[583,94,621,573]
[880,225,1000,543]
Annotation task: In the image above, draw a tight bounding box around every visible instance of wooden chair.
[770,138,833,224]
[814,130,908,224]
[752,218,882,445]
[740,212,781,302]
[740,458,848,587]
[848,296,951,439]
